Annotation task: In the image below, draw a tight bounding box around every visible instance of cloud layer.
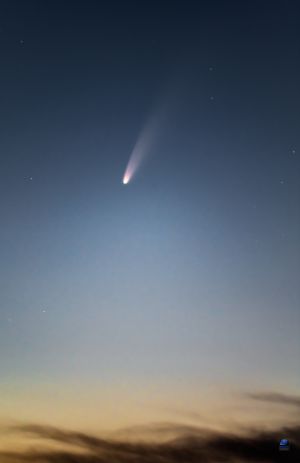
[1,419,299,462]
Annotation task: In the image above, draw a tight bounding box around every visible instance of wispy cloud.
[247,391,300,408]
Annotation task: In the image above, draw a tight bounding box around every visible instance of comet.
[122,102,166,185]
[122,120,154,185]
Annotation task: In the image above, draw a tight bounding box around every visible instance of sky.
[0,1,300,461]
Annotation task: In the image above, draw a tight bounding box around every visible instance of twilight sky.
[0,0,300,458]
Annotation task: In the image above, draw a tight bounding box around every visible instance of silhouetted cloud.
[1,421,299,462]
[248,391,300,408]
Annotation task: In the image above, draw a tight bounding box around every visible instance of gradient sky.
[0,0,300,441]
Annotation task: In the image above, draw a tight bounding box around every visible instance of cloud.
[247,391,300,408]
[1,420,299,462]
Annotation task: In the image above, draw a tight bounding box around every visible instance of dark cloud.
[248,391,300,408]
[1,421,299,462]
